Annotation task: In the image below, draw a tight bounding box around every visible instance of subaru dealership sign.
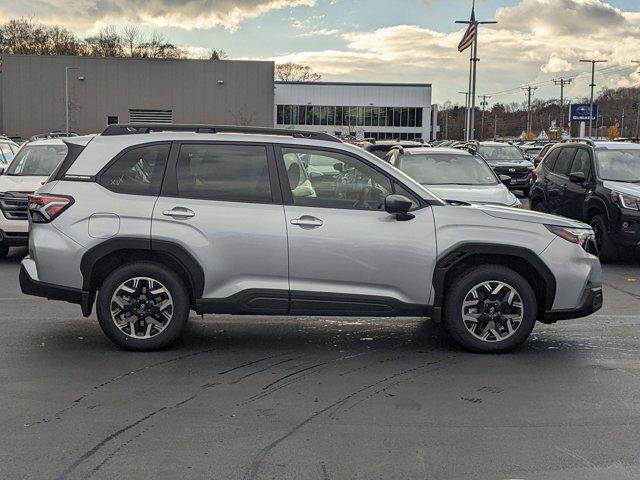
[570,104,598,122]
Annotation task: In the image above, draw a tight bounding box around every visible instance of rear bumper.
[540,283,603,323]
[19,262,93,316]
[0,230,29,246]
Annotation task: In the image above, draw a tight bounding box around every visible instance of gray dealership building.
[0,55,275,139]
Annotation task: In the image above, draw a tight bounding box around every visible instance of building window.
[129,109,172,124]
[276,105,284,125]
[408,108,416,127]
[312,106,321,125]
[320,106,328,125]
[283,105,291,125]
[416,108,423,127]
[305,106,313,125]
[364,107,372,126]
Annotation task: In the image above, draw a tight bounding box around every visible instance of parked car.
[0,138,68,258]
[385,147,521,207]
[20,124,602,353]
[363,140,427,159]
[529,139,640,261]
[0,138,20,166]
[476,141,535,196]
[523,146,542,162]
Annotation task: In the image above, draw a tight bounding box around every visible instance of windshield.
[398,154,498,186]
[596,149,640,182]
[5,144,67,176]
[478,145,524,161]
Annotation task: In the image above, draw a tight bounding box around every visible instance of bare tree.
[0,18,85,55]
[121,25,141,57]
[85,26,123,57]
[275,62,321,82]
[138,32,185,59]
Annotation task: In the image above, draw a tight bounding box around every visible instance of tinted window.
[282,148,392,210]
[6,144,68,176]
[176,144,272,202]
[542,147,561,170]
[100,143,169,196]
[570,149,592,177]
[552,148,576,176]
[595,149,640,182]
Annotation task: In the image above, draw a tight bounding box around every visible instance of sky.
[2,0,640,106]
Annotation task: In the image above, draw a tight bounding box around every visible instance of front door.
[277,146,437,315]
[564,148,593,221]
[152,142,289,312]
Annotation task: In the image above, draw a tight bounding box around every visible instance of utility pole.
[553,78,572,137]
[580,59,607,138]
[479,94,491,140]
[522,85,537,134]
[493,113,497,140]
[633,61,640,140]
[455,1,497,141]
[621,108,625,137]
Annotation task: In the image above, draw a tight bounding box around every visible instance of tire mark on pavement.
[228,357,300,384]
[219,352,290,375]
[25,347,219,427]
[241,359,442,480]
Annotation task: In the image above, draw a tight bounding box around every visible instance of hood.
[473,203,591,228]
[485,159,534,168]
[0,175,48,192]
[425,183,518,206]
[603,180,640,198]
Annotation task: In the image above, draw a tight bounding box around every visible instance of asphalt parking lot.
[2,217,640,480]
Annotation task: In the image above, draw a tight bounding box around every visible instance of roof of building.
[275,81,432,88]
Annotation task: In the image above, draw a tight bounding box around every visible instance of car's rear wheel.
[0,246,8,259]
[590,214,618,263]
[96,262,190,351]
[443,265,537,353]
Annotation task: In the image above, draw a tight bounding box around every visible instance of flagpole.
[456,1,497,142]
[467,47,473,141]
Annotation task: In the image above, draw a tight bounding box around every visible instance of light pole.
[65,66,79,134]
[479,94,491,140]
[579,59,607,138]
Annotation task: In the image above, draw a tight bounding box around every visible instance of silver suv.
[20,124,603,353]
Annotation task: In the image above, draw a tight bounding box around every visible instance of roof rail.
[560,137,596,147]
[101,124,342,143]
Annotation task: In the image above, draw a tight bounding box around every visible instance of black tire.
[0,246,8,259]
[590,214,618,263]
[522,185,530,198]
[96,262,190,351]
[531,198,546,212]
[443,265,538,353]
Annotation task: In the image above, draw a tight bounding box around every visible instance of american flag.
[458,8,477,52]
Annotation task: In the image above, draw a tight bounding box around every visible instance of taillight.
[28,194,74,223]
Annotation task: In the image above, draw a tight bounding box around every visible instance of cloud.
[0,0,316,32]
[540,53,572,73]
[296,28,340,37]
[267,0,640,103]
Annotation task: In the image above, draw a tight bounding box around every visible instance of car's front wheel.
[443,265,537,353]
[96,262,190,351]
[590,214,618,263]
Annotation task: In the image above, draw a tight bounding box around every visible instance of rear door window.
[552,148,576,177]
[176,144,272,203]
[542,148,560,171]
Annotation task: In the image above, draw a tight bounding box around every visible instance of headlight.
[545,225,596,252]
[611,191,640,210]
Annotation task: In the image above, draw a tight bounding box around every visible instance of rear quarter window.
[99,143,170,196]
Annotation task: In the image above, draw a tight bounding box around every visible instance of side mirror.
[333,162,343,172]
[384,194,414,221]
[569,172,586,184]
[499,174,512,185]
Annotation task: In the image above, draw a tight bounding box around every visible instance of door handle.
[163,207,195,219]
[291,215,323,228]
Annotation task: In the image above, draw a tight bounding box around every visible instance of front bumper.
[609,209,640,248]
[539,283,603,323]
[0,229,28,246]
[506,173,531,190]
[20,262,93,316]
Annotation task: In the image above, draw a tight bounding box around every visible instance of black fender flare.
[80,236,205,300]
[430,243,556,321]
[585,195,610,222]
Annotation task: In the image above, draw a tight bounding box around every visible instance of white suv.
[20,125,603,353]
[0,138,67,258]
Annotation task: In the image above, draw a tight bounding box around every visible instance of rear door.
[152,142,289,311]
[276,145,437,315]
[546,146,576,215]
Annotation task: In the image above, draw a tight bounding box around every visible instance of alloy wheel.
[110,276,174,339]
[460,280,524,342]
